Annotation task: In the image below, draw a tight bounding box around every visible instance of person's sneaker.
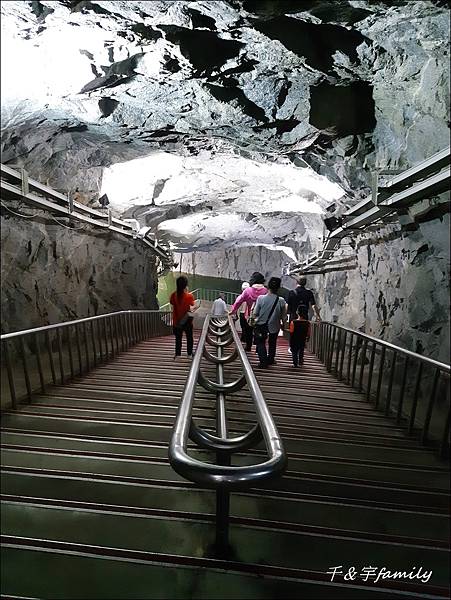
[255,363,268,369]
[267,360,276,366]
[287,348,292,355]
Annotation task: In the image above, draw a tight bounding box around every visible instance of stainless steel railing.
[309,322,450,458]
[1,310,172,409]
[159,288,240,311]
[0,163,174,271]
[169,314,286,556]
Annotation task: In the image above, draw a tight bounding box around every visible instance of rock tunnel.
[0,1,450,598]
[1,0,449,361]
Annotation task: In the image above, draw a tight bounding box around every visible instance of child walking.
[289,304,311,367]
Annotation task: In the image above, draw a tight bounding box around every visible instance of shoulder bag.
[253,296,280,343]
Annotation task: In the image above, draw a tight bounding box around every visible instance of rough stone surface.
[309,213,450,363]
[1,207,158,332]
[0,0,449,359]
[1,0,448,254]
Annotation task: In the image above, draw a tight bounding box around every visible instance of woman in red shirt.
[169,276,198,358]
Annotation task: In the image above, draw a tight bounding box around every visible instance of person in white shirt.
[211,293,227,316]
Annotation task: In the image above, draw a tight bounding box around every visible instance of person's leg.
[239,313,247,342]
[244,322,254,352]
[299,338,306,364]
[256,337,268,367]
[185,321,194,356]
[174,327,182,356]
[287,314,293,354]
[291,342,299,367]
[267,332,278,365]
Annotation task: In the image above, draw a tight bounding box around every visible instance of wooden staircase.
[1,335,449,599]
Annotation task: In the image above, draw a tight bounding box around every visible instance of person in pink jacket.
[230,272,268,351]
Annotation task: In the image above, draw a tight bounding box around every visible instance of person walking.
[169,276,199,359]
[229,273,267,351]
[289,304,311,367]
[211,293,227,317]
[287,277,321,322]
[287,277,320,355]
[238,281,250,341]
[252,277,287,368]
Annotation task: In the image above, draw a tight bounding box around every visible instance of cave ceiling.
[1,0,449,260]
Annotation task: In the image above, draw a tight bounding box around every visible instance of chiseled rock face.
[1,0,448,255]
[310,213,450,363]
[1,209,158,332]
[1,0,449,356]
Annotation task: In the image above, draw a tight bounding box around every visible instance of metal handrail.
[1,163,173,270]
[159,288,240,311]
[169,314,286,555]
[289,146,450,276]
[1,309,172,409]
[319,322,450,373]
[309,321,450,458]
[0,310,170,339]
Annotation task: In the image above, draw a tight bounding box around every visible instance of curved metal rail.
[169,315,286,555]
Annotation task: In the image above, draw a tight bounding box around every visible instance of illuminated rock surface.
[0,0,449,357]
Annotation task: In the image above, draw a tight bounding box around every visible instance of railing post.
[89,321,97,366]
[334,329,341,375]
[119,314,125,351]
[97,320,103,362]
[374,346,386,409]
[83,322,90,371]
[34,333,46,393]
[214,325,232,558]
[56,328,65,384]
[109,317,115,358]
[439,405,450,459]
[385,351,397,416]
[46,330,57,384]
[408,363,423,434]
[67,326,75,379]
[327,326,336,372]
[338,331,347,380]
[19,337,32,401]
[351,337,360,387]
[4,341,17,409]
[346,334,354,384]
[75,324,83,375]
[358,340,368,392]
[366,342,376,401]
[396,356,409,423]
[103,319,109,359]
[421,368,440,443]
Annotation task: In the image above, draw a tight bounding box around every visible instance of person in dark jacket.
[287,277,321,322]
[289,303,311,367]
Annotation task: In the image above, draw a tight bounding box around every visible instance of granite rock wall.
[1,208,158,333]
[180,246,292,285]
[309,213,450,363]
